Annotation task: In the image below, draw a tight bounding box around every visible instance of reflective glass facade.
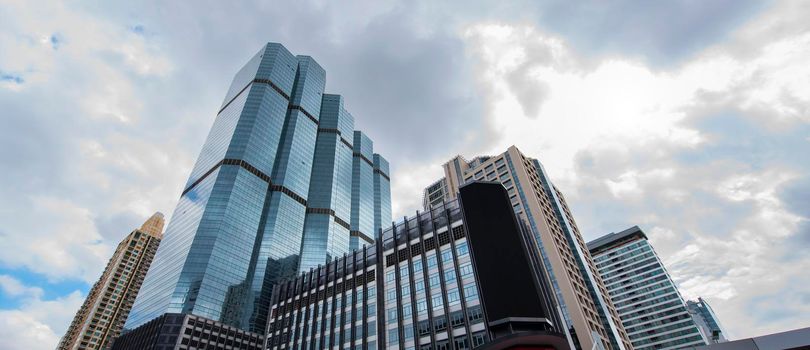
[126,43,390,334]
[373,154,391,238]
[589,227,707,350]
[300,94,355,272]
[350,131,376,250]
[687,298,728,344]
[265,182,568,350]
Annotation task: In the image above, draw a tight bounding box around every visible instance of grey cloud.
[529,0,769,66]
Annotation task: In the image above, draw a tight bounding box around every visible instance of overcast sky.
[1,1,809,348]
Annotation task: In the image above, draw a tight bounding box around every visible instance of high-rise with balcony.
[588,226,707,350]
[422,146,632,350]
[125,43,390,335]
[58,213,165,350]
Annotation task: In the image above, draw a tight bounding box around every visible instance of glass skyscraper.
[125,43,391,334]
[588,226,707,350]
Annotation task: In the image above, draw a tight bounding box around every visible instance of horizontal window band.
[181,158,307,207]
[289,105,318,125]
[350,230,374,243]
[269,185,307,206]
[217,78,291,116]
[254,78,291,100]
[374,168,390,181]
[318,128,353,149]
[340,137,353,149]
[305,207,350,230]
[352,152,374,167]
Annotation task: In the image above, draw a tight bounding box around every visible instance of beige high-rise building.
[57,212,165,350]
[422,146,633,350]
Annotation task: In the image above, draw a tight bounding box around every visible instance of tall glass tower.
[126,43,391,334]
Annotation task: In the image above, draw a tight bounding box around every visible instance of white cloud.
[0,275,43,299]
[0,196,110,283]
[458,0,810,339]
[0,283,84,350]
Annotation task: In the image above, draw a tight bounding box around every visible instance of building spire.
[139,212,165,238]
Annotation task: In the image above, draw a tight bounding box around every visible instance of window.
[386,271,395,282]
[416,299,427,313]
[467,306,483,324]
[404,326,414,340]
[450,311,465,328]
[413,259,423,272]
[418,320,431,336]
[386,289,396,302]
[432,295,444,310]
[447,289,460,306]
[472,332,487,347]
[403,303,412,317]
[426,255,437,268]
[455,241,468,256]
[444,268,456,282]
[434,318,447,332]
[415,280,425,292]
[459,263,473,277]
[387,309,398,323]
[464,285,478,302]
[367,321,376,336]
[429,273,440,287]
[455,337,470,350]
[388,329,399,344]
[440,249,453,263]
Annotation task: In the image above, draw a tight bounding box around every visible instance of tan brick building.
[57,213,165,350]
[423,146,632,350]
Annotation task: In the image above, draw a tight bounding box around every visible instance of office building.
[265,182,570,350]
[687,298,728,344]
[422,146,632,350]
[690,327,809,350]
[588,226,706,350]
[125,43,390,334]
[58,213,165,350]
[111,313,263,350]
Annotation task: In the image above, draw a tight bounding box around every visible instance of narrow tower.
[58,213,165,350]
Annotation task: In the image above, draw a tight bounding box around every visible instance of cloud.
[0,0,808,346]
[458,0,810,338]
[0,275,43,299]
[0,276,83,350]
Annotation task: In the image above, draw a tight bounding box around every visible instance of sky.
[1,0,809,348]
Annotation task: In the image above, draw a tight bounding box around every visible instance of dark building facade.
[264,182,570,350]
[111,313,263,350]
